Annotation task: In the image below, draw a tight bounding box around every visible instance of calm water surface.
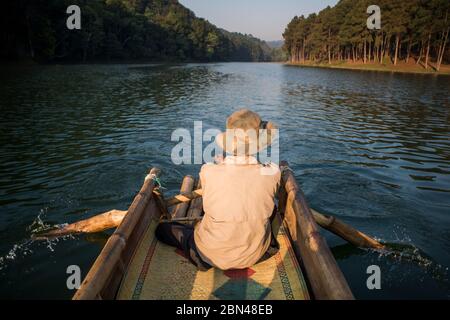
[0,63,449,299]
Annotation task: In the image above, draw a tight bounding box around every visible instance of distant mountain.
[266,40,284,49]
[1,0,274,62]
[221,29,273,62]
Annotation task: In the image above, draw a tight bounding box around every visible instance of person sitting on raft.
[155,109,281,271]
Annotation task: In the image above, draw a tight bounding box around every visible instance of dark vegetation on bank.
[1,0,281,63]
[3,0,446,72]
[283,0,449,72]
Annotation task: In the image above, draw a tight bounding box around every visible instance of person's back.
[195,157,281,270]
[155,109,280,271]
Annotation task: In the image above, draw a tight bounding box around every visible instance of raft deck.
[73,165,354,300]
[117,210,310,300]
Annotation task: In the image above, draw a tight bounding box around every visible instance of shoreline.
[0,59,278,68]
[286,62,450,76]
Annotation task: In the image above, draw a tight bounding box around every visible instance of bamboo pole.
[171,175,195,218]
[37,188,384,250]
[35,210,127,238]
[164,188,383,249]
[36,188,203,238]
[311,209,384,249]
[73,167,161,300]
[166,189,203,207]
[186,179,203,224]
[280,161,354,300]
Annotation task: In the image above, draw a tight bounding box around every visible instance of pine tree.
[282,0,449,70]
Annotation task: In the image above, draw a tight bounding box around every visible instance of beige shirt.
[194,156,281,270]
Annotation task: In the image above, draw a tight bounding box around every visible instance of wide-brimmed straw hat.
[215,109,278,156]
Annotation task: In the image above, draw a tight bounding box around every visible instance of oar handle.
[165,189,203,207]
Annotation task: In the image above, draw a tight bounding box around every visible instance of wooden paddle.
[37,188,384,249]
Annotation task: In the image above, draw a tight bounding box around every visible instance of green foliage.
[283,0,449,67]
[1,0,273,62]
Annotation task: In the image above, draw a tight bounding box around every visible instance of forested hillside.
[1,0,273,62]
[266,41,284,49]
[283,0,449,71]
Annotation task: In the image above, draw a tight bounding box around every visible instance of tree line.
[1,0,274,63]
[283,0,449,71]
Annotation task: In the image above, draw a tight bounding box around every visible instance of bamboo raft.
[70,162,383,300]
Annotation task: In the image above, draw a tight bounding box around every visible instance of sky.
[179,0,339,42]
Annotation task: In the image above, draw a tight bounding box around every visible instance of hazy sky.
[179,0,339,41]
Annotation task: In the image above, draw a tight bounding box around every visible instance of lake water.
[0,63,449,299]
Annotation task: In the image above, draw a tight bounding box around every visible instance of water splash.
[0,209,74,272]
[367,237,450,285]
[0,240,33,271]
[26,208,68,235]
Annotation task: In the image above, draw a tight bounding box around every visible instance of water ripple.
[0,63,449,298]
